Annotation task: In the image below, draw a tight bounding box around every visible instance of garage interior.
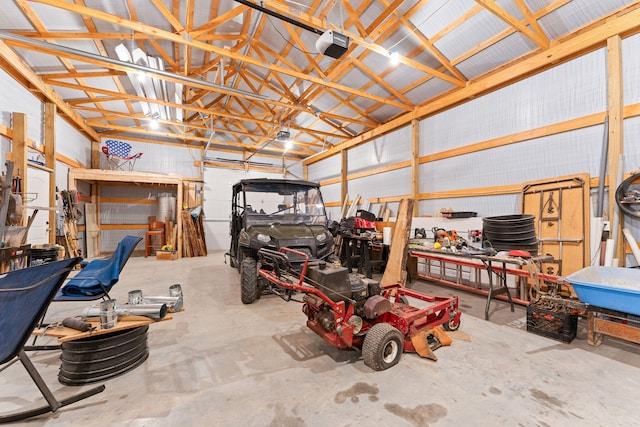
[1,1,640,425]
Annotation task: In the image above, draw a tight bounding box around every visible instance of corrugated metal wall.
[306,33,640,268]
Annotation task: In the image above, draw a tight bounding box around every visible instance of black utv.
[228,178,337,304]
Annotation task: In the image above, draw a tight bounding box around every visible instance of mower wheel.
[442,316,460,332]
[362,323,403,371]
[241,257,259,304]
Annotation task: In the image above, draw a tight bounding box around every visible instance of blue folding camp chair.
[0,257,105,423]
[54,235,143,301]
[28,236,143,350]
[102,139,143,171]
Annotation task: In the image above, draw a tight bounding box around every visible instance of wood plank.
[411,119,419,217]
[85,202,99,257]
[476,0,549,48]
[69,168,182,185]
[44,103,56,244]
[33,314,173,343]
[0,39,100,141]
[11,113,28,229]
[607,35,624,262]
[521,174,590,290]
[380,198,414,287]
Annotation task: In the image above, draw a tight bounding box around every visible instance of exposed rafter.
[0,0,634,165]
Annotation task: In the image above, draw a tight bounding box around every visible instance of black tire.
[362,323,403,371]
[442,315,460,332]
[241,257,259,304]
[398,295,409,305]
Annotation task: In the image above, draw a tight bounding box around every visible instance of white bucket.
[383,227,392,245]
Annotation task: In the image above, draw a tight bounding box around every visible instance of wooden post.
[411,119,419,217]
[607,35,624,264]
[341,149,348,215]
[91,140,101,169]
[44,103,56,243]
[11,113,28,226]
[176,179,183,258]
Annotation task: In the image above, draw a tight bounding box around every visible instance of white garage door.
[202,168,284,251]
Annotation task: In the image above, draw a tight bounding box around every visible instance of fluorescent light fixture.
[0,31,271,103]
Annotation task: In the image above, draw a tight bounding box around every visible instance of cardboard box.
[156,250,178,260]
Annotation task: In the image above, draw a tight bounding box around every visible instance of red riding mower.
[257,247,462,371]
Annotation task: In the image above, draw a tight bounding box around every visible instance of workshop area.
[2,254,639,426]
[1,1,640,426]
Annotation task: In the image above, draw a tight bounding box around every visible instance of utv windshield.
[242,183,328,226]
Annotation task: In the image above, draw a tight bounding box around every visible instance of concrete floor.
[1,251,639,426]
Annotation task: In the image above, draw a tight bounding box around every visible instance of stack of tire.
[482,214,538,255]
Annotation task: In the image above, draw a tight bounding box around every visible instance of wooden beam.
[44,103,56,243]
[607,35,624,263]
[30,0,411,111]
[305,6,640,166]
[12,113,28,226]
[56,152,86,169]
[411,119,419,217]
[0,40,99,141]
[91,140,101,169]
[475,0,549,49]
[341,150,348,215]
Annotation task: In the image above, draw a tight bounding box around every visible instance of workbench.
[409,245,556,320]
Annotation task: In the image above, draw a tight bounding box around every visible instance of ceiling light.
[285,139,293,150]
[0,31,270,104]
[149,118,159,129]
[389,51,399,66]
[276,130,291,141]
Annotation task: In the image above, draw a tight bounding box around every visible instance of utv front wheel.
[241,257,259,304]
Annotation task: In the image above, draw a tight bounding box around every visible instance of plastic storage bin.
[565,266,640,316]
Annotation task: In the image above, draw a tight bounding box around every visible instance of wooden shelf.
[68,168,184,258]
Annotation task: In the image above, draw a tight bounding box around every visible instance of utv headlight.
[316,233,327,242]
[257,233,271,243]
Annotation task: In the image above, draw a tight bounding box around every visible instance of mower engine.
[303,262,384,331]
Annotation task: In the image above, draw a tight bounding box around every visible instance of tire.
[241,257,259,304]
[442,316,460,332]
[362,323,403,371]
